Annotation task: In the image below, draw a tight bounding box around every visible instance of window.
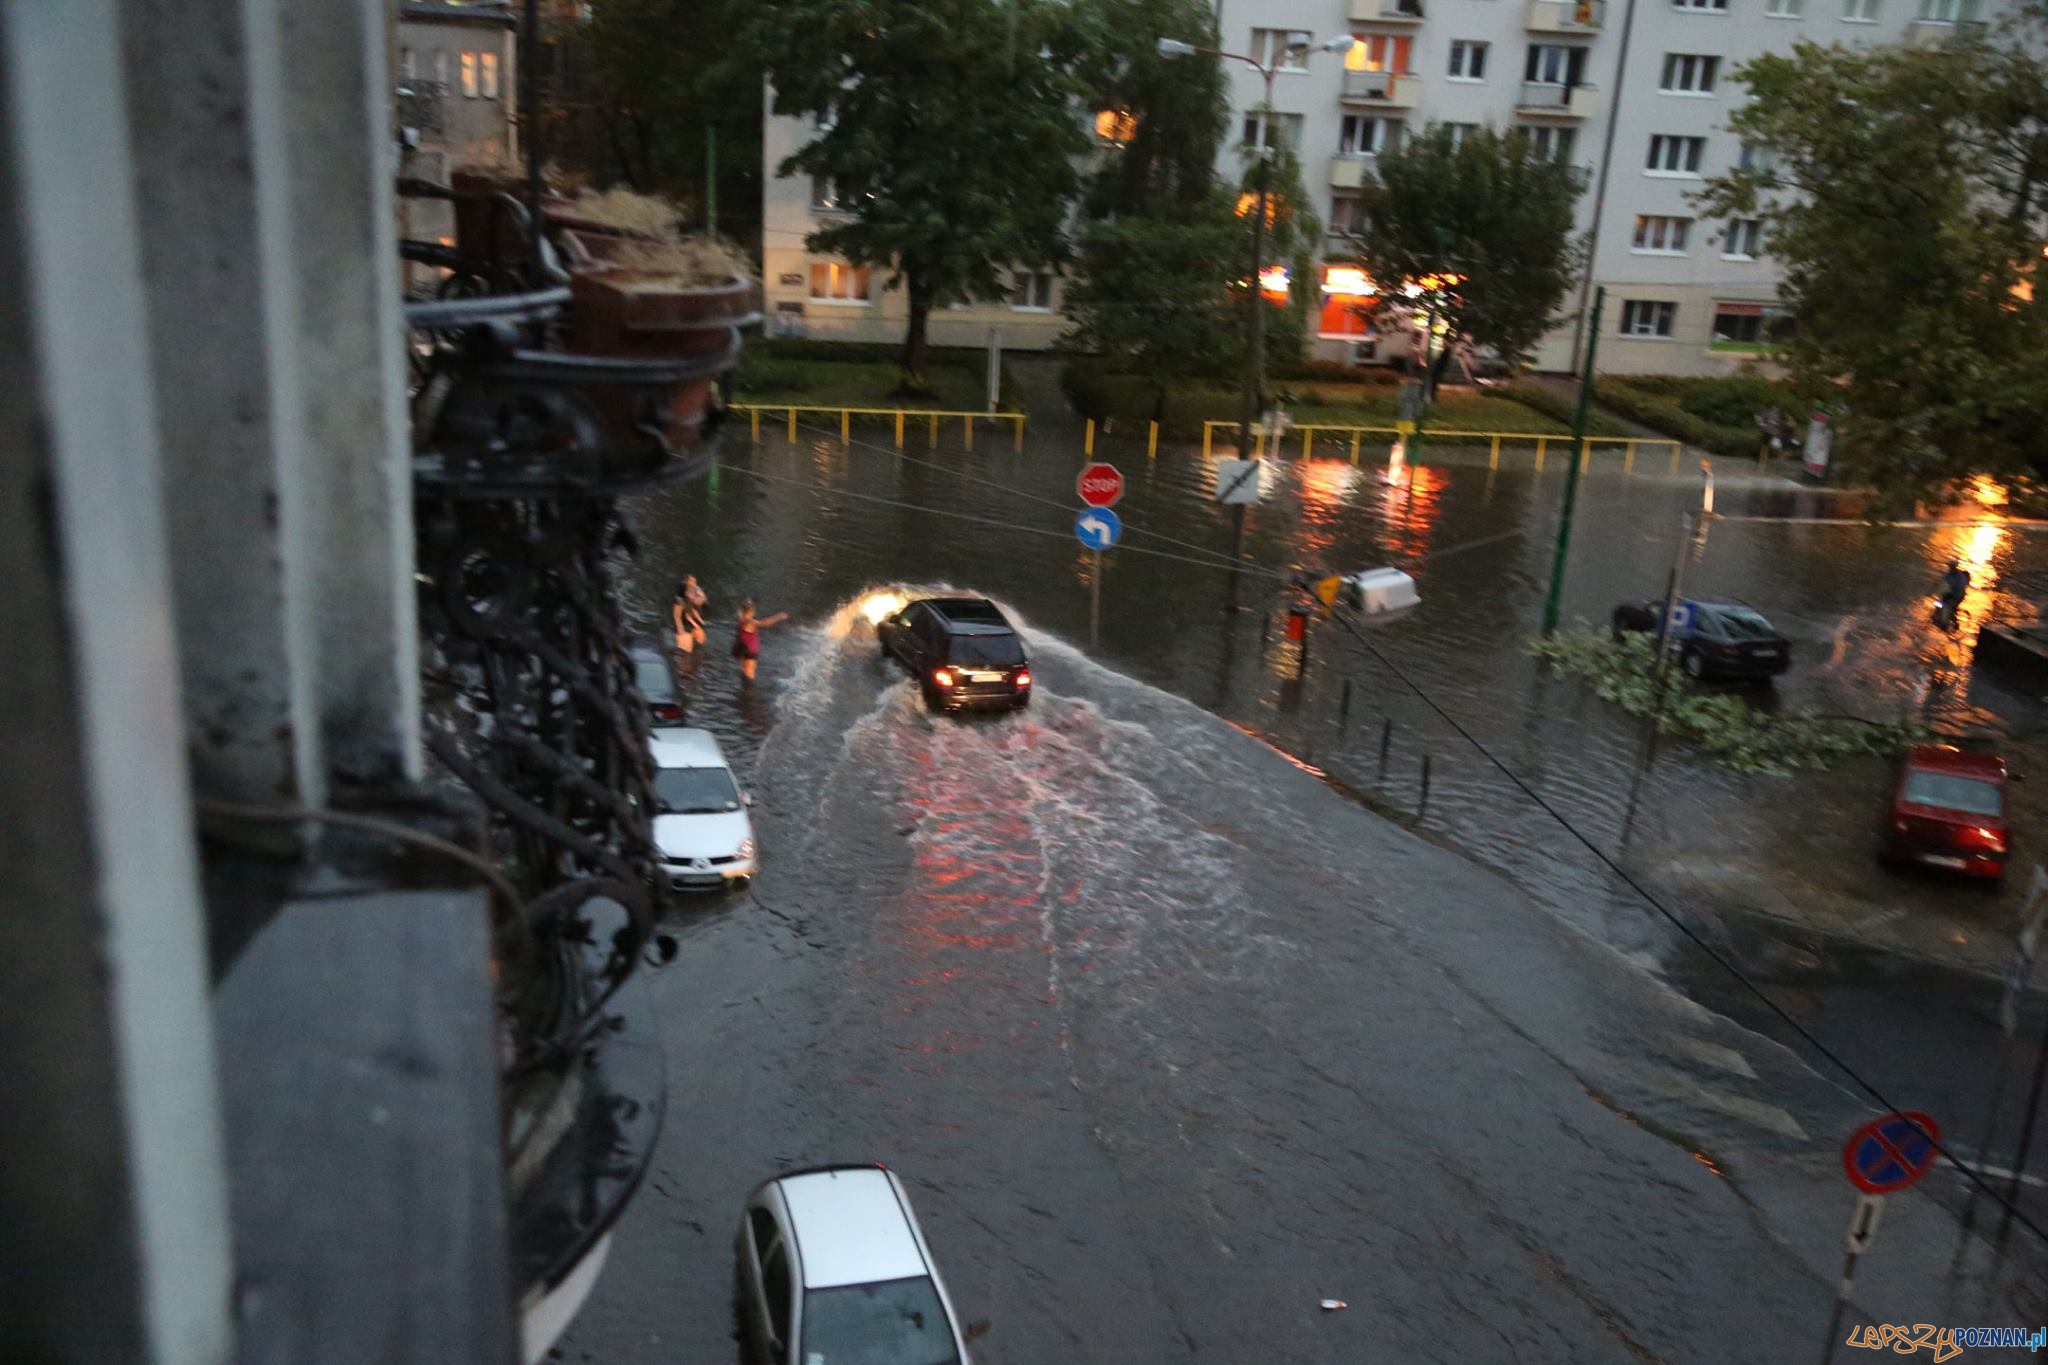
[1528,125,1578,162]
[811,177,863,212]
[1765,0,1803,14]
[432,51,449,89]
[1524,44,1588,85]
[761,1244,793,1340]
[1843,0,1879,17]
[1094,109,1138,144]
[1620,300,1677,337]
[1250,28,1313,70]
[808,262,871,304]
[801,1279,958,1365]
[1009,270,1054,310]
[1722,218,1763,257]
[1328,194,1364,233]
[1339,115,1397,156]
[480,51,499,99]
[1447,40,1488,79]
[1736,141,1780,173]
[1347,34,1413,73]
[1241,111,1303,150]
[1659,53,1720,92]
[1632,215,1692,252]
[398,48,416,81]
[1441,122,1481,150]
[1917,0,1974,19]
[1673,0,1729,11]
[1646,134,1705,173]
[460,50,479,98]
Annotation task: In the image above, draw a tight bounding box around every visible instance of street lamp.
[1160,31,1357,494]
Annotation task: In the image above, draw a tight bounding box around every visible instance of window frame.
[1620,299,1678,338]
[479,51,499,99]
[807,261,872,306]
[459,50,479,98]
[1338,113,1395,157]
[1658,53,1720,94]
[1008,270,1054,312]
[1347,33,1414,74]
[1241,110,1303,151]
[1671,0,1730,11]
[1764,0,1804,15]
[1524,43,1587,86]
[1528,124,1578,163]
[1631,214,1693,254]
[1645,134,1706,176]
[1251,28,1314,71]
[1842,0,1880,18]
[1447,40,1489,80]
[1721,218,1763,259]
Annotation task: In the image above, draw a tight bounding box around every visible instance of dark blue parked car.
[1611,598,1792,683]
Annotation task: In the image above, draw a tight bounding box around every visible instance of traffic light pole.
[1540,286,1603,635]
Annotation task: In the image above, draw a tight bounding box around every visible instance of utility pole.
[1232,64,1278,566]
[1540,285,1604,634]
[705,124,718,233]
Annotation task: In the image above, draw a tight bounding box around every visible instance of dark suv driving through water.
[878,597,1032,713]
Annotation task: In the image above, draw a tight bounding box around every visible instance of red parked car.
[1881,745,2010,880]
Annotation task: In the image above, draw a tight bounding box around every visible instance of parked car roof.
[1906,744,2005,778]
[775,1166,930,1290]
[649,727,728,769]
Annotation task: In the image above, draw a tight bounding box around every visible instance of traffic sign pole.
[1819,1196,1885,1365]
[1819,1114,1940,1363]
[1090,548,1102,651]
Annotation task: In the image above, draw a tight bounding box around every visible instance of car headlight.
[737,837,756,860]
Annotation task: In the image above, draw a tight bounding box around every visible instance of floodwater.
[559,381,2048,1363]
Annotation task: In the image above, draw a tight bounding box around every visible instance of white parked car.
[650,727,755,890]
[736,1164,975,1365]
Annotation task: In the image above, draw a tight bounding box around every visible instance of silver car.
[736,1164,974,1365]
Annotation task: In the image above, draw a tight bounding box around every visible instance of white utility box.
[1344,567,1420,617]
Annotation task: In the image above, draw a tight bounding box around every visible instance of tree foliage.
[1696,21,2048,502]
[1347,125,1584,367]
[1079,0,1229,218]
[749,0,1099,391]
[579,0,762,235]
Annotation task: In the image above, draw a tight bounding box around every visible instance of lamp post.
[1159,33,1355,474]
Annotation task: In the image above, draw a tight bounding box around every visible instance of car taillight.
[1015,669,1032,689]
[653,703,682,721]
[932,668,955,689]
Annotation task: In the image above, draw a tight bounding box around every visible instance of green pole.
[704,124,718,233]
[1540,285,1603,635]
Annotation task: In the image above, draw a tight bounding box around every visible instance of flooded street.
[561,378,2048,1362]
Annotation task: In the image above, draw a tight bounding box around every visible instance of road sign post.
[1821,1114,1940,1365]
[1074,508,1122,650]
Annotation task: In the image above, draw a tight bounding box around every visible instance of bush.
[1496,381,1635,438]
[1676,374,1794,429]
[1274,358,1405,385]
[1598,380,1755,458]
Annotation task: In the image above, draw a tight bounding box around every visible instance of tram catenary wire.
[1310,598,2048,1248]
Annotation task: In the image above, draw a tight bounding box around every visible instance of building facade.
[396,1,517,286]
[758,0,1992,373]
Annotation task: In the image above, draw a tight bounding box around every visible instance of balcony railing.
[1350,0,1427,19]
[1516,81,1599,118]
[1340,71,1420,107]
[1525,0,1607,30]
[1330,154,1375,189]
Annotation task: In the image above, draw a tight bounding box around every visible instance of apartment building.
[758,0,1996,372]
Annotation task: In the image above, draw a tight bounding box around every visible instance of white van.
[649,727,755,889]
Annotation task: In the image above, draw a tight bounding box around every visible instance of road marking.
[1636,1074,1809,1140]
[1663,1035,1758,1080]
[1947,1160,2048,1190]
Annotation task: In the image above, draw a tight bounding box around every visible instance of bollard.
[1148,420,1159,459]
[894,411,905,449]
[1668,444,1681,476]
[1203,424,1213,460]
[964,415,974,450]
[929,413,938,448]
[787,407,797,442]
[1489,435,1500,471]
[1624,443,1636,476]
[1253,430,1265,459]
[840,409,850,446]
[1339,678,1353,734]
[1302,428,1312,459]
[1578,439,1591,474]
[750,407,761,442]
[1378,717,1393,776]
[1084,418,1096,456]
[1419,754,1432,816]
[1535,437,1548,472]
[1014,416,1026,453]
[1349,431,1361,465]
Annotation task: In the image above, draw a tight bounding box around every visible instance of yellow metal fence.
[732,403,1029,453]
[1198,420,1686,475]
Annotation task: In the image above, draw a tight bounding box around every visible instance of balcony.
[1525,0,1607,30]
[1350,0,1427,21]
[1340,70,1420,107]
[1516,81,1599,119]
[1330,154,1376,189]
[1904,15,1987,44]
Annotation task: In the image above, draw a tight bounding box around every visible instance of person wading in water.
[673,575,708,657]
[731,600,788,684]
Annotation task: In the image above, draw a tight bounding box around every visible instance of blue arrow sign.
[1075,507,1122,550]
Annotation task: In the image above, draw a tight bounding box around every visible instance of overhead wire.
[1308,598,2048,1247]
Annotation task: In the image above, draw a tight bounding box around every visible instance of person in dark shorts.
[731,600,788,684]
[673,575,708,656]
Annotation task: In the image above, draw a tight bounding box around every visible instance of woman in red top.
[731,600,788,684]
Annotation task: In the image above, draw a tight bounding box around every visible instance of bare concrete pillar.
[0,1,232,1360]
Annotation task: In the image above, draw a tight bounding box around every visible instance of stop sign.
[1077,462,1124,508]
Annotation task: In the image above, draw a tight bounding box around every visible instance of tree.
[1064,0,1242,417]
[1696,21,2048,502]
[1347,125,1583,379]
[577,0,763,240]
[750,0,1099,393]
